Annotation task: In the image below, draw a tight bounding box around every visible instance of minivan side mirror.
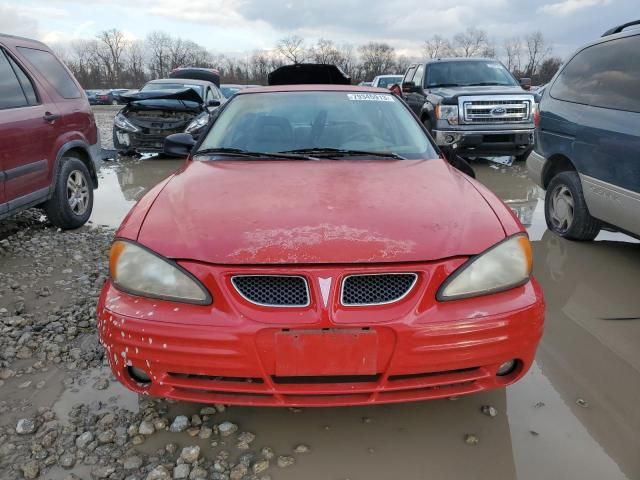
[207,99,221,107]
[519,78,532,90]
[164,133,196,157]
[402,81,417,93]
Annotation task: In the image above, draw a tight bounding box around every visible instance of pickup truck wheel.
[44,156,93,229]
[545,171,600,241]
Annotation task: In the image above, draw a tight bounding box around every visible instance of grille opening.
[232,275,309,307]
[341,273,417,305]
[174,387,272,398]
[272,374,381,384]
[168,373,264,384]
[388,367,480,382]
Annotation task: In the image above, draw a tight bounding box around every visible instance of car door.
[0,46,56,210]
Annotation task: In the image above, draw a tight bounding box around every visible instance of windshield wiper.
[282,147,405,160]
[193,148,316,160]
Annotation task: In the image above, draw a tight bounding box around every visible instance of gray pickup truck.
[401,58,536,161]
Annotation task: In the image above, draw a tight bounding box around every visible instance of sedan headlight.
[435,105,459,125]
[185,112,210,134]
[438,234,532,300]
[114,113,139,133]
[109,240,211,304]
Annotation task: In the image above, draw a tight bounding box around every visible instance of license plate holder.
[275,329,378,376]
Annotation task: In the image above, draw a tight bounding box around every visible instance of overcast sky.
[0,0,637,58]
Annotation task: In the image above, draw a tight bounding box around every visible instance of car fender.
[53,138,101,190]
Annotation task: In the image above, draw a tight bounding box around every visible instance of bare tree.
[146,31,171,78]
[452,28,489,57]
[96,29,128,84]
[537,56,563,84]
[503,37,523,73]
[124,40,147,87]
[309,39,344,65]
[524,31,551,78]
[423,35,451,59]
[276,35,306,64]
[358,42,396,80]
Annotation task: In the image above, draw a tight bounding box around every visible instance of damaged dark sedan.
[113,78,224,155]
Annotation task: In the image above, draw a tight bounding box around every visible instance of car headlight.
[438,234,532,300]
[109,240,211,304]
[114,113,139,133]
[185,112,210,134]
[435,105,459,125]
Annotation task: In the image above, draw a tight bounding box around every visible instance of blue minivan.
[527,21,640,240]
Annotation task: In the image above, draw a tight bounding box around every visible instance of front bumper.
[97,265,544,406]
[433,128,535,157]
[526,149,546,187]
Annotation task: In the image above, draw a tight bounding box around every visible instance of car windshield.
[196,91,437,160]
[426,61,518,87]
[141,82,204,97]
[376,76,403,88]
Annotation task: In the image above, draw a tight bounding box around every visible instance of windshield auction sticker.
[347,93,394,102]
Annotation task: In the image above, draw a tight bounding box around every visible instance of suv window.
[412,65,425,88]
[0,50,28,109]
[550,34,640,113]
[17,47,80,99]
[6,54,38,105]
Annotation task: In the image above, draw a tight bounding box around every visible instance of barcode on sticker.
[347,93,394,102]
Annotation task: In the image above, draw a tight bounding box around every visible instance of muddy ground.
[0,105,639,480]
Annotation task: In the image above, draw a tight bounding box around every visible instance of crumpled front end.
[113,99,204,153]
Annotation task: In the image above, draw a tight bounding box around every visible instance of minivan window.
[17,47,80,99]
[550,34,640,113]
[7,54,38,105]
[0,50,28,109]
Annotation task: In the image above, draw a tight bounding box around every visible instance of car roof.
[580,24,640,50]
[146,78,214,86]
[235,84,392,95]
[0,33,49,49]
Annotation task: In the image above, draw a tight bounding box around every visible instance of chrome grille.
[341,273,417,306]
[231,275,309,307]
[460,96,532,124]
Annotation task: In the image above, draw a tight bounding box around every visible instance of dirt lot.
[0,106,639,480]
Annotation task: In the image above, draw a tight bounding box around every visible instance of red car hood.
[137,159,506,264]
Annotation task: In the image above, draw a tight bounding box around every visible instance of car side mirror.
[164,133,196,157]
[402,81,417,93]
[519,78,532,91]
[207,99,221,107]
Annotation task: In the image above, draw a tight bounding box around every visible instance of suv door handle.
[43,112,60,122]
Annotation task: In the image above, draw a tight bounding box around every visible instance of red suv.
[0,34,101,229]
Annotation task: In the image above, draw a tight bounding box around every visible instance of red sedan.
[97,84,544,406]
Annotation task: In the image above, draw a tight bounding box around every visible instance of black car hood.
[431,85,532,102]
[120,88,203,104]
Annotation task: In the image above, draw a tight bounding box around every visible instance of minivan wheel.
[545,171,600,241]
[44,156,94,229]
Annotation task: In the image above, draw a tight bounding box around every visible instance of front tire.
[44,156,93,229]
[545,171,600,241]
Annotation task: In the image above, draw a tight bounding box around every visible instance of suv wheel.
[44,156,94,229]
[545,171,600,240]
[111,99,118,105]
